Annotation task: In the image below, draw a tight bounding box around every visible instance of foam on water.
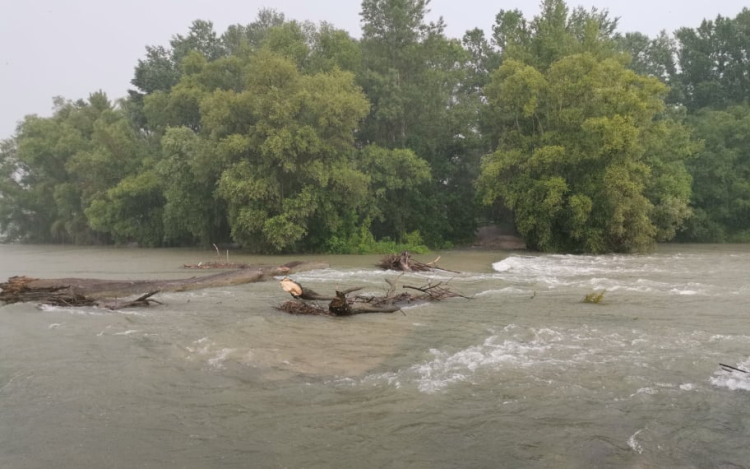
[400,303,430,311]
[711,358,750,391]
[358,325,624,394]
[711,373,750,391]
[38,304,106,315]
[286,267,468,285]
[491,254,723,296]
[207,348,235,369]
[475,286,530,296]
[183,337,242,369]
[352,324,737,396]
[627,429,644,454]
[492,254,665,277]
[37,304,147,317]
[284,269,394,284]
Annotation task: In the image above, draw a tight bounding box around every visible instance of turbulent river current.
[1,244,750,468]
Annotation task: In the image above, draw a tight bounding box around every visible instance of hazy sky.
[1,0,747,139]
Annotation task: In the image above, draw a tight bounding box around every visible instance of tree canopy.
[2,1,749,253]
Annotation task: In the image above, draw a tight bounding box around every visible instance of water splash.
[711,358,750,391]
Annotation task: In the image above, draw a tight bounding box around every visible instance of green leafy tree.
[680,105,750,241]
[478,53,694,253]
[85,169,165,246]
[355,145,430,238]
[222,8,287,55]
[198,51,371,251]
[675,9,750,110]
[494,1,618,70]
[157,127,230,246]
[358,0,483,245]
[0,93,159,244]
[308,23,363,73]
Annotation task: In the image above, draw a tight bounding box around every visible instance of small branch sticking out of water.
[720,363,749,374]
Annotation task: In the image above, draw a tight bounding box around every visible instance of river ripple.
[1,244,750,468]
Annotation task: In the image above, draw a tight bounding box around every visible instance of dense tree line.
[1,0,749,252]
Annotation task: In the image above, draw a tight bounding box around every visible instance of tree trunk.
[0,261,328,307]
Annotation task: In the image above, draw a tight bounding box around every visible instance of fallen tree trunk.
[0,261,328,308]
[276,277,469,316]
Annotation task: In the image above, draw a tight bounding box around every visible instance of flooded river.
[1,244,750,468]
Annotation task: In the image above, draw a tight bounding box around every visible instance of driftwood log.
[377,251,459,273]
[0,261,328,309]
[183,261,252,269]
[276,277,470,317]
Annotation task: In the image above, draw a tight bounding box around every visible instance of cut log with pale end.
[0,261,329,307]
[276,277,469,317]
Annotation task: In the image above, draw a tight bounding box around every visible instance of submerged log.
[276,299,401,317]
[0,261,329,307]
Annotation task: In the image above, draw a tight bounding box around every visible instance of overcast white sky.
[1,0,747,138]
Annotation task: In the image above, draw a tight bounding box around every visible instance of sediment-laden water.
[1,244,749,468]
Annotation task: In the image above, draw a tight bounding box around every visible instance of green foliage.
[204,51,371,251]
[325,218,429,254]
[674,10,750,111]
[478,49,694,253]
[679,105,750,241]
[309,23,363,73]
[158,127,229,246]
[583,290,606,304]
[85,170,165,246]
[7,2,750,252]
[357,0,483,245]
[616,31,679,102]
[356,145,431,239]
[493,0,619,69]
[0,93,155,244]
[616,8,750,245]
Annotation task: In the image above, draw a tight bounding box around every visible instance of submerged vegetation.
[583,290,606,304]
[1,0,749,253]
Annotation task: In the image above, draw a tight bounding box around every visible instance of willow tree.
[191,51,371,251]
[478,53,694,253]
[135,18,430,252]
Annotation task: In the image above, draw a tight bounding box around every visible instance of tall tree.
[680,105,750,241]
[200,51,373,251]
[675,9,750,110]
[0,93,159,244]
[358,0,482,245]
[494,0,618,70]
[477,4,694,253]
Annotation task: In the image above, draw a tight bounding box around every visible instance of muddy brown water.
[1,244,750,468]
